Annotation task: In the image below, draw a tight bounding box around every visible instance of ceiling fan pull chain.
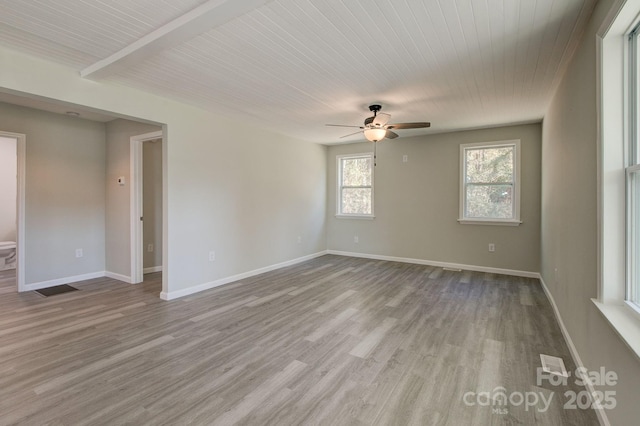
[374,141,377,167]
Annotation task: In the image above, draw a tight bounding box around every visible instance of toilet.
[0,241,16,271]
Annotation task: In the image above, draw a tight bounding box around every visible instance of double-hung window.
[337,154,373,217]
[627,26,640,310]
[594,0,640,358]
[459,140,521,225]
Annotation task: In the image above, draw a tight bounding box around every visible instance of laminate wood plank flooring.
[0,257,599,425]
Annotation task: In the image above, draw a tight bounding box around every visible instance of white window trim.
[458,140,522,226]
[336,153,375,219]
[595,0,640,360]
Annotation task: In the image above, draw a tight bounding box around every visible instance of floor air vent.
[540,354,569,377]
[35,284,78,297]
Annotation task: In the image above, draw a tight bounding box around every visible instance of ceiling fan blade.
[385,130,399,139]
[386,122,431,130]
[326,124,364,128]
[340,130,364,139]
[372,113,390,127]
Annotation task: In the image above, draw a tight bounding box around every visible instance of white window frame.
[628,24,640,315]
[594,0,640,358]
[336,153,374,219]
[458,140,521,226]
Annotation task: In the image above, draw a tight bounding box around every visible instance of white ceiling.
[0,0,596,144]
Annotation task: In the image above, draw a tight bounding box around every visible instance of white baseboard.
[143,266,163,274]
[538,275,610,426]
[105,271,133,284]
[326,250,539,278]
[160,251,328,300]
[23,271,106,292]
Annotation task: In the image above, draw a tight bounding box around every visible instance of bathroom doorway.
[0,131,25,292]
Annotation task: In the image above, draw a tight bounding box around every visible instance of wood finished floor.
[0,256,598,425]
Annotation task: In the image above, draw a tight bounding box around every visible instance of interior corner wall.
[0,101,106,285]
[143,139,163,270]
[541,0,640,423]
[326,123,541,274]
[105,119,162,278]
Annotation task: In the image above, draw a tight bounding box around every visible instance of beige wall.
[0,136,17,242]
[326,123,541,273]
[0,102,106,284]
[541,0,640,423]
[165,122,327,294]
[105,119,162,277]
[143,139,162,269]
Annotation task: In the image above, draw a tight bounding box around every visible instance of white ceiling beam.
[80,0,273,80]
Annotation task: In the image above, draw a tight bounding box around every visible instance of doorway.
[0,131,25,292]
[130,131,163,284]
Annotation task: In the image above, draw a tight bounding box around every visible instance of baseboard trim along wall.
[143,266,163,274]
[160,251,328,300]
[327,250,540,279]
[23,271,106,292]
[538,276,610,426]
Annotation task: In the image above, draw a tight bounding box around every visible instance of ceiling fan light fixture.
[364,128,386,142]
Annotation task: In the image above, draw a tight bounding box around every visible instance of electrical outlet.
[209,251,216,262]
[354,236,359,243]
[75,248,83,258]
[488,243,495,252]
[147,244,154,252]
[297,236,302,244]
[403,154,408,163]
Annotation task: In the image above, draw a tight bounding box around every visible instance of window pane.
[341,188,371,215]
[630,172,640,306]
[466,147,514,183]
[342,157,372,186]
[465,185,513,219]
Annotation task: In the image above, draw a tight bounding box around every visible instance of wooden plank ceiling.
[0,0,596,143]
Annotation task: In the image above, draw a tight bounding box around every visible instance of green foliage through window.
[461,142,518,221]
[338,155,373,216]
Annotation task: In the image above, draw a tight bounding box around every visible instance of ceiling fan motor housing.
[365,104,382,127]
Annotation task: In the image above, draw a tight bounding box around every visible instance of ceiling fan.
[326,104,431,142]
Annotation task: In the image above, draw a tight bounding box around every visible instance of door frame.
[0,131,26,292]
[130,131,163,284]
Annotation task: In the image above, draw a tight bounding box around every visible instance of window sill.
[592,298,640,361]
[335,214,375,220]
[457,219,522,226]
